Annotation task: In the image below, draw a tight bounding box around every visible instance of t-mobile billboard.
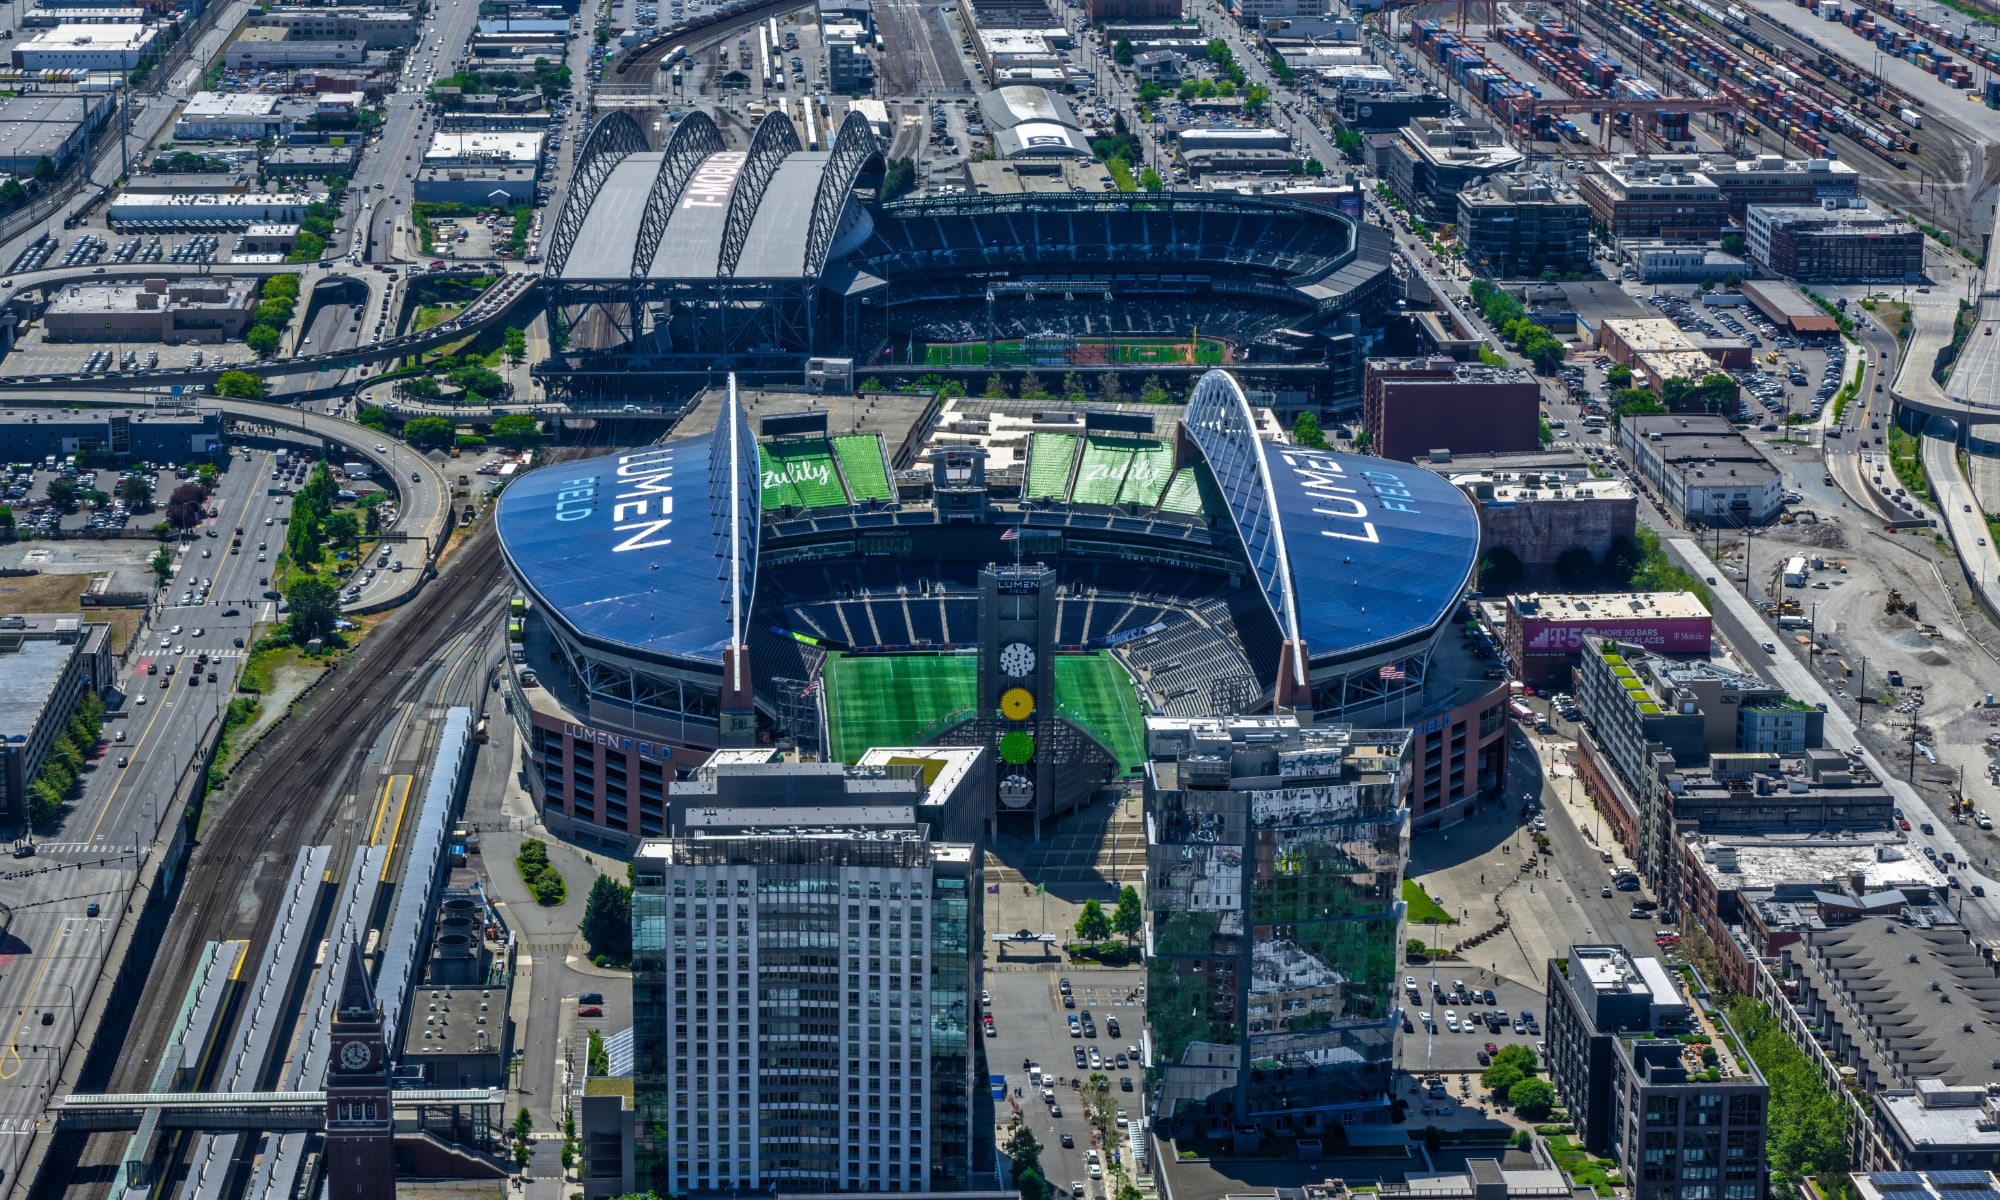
[1519,616,1713,656]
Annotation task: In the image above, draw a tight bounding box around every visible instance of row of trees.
[972,371,1176,404]
[516,837,566,905]
[26,688,104,827]
[1073,885,1145,947]
[402,413,541,451]
[1479,1043,1556,1118]
[1726,998,1850,1185]
[248,274,302,359]
[1467,279,1567,373]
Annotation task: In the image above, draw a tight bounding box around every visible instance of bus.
[661,44,686,71]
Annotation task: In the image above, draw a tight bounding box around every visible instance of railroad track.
[43,526,507,1200]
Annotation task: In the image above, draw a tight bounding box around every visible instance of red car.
[578,1005,603,1018]
[1484,1042,1499,1055]
[1898,818,1912,831]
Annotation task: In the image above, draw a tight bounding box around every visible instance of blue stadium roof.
[1264,444,1480,660]
[496,404,760,670]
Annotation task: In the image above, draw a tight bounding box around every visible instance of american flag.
[1379,664,1407,681]
[803,677,822,697]
[1000,527,1020,541]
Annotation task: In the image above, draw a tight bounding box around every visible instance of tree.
[1481,1062,1524,1096]
[1112,884,1145,945]
[503,326,528,362]
[492,414,541,448]
[215,370,265,399]
[1075,897,1112,946]
[1062,371,1088,403]
[404,416,454,450]
[1490,1043,1538,1074]
[283,575,341,643]
[1016,1167,1050,1200]
[1003,1125,1043,1177]
[324,510,361,550]
[1292,410,1329,449]
[151,546,173,583]
[1478,545,1523,594]
[1334,129,1364,162]
[0,504,12,535]
[165,484,204,530]
[1138,374,1169,404]
[33,155,53,182]
[983,373,1009,399]
[119,473,154,510]
[1113,36,1134,65]
[580,872,633,962]
[587,1028,611,1077]
[196,463,219,492]
[1019,371,1051,400]
[45,477,79,510]
[1606,363,1633,385]
[1507,1077,1556,1118]
[1139,168,1163,192]
[1097,372,1122,402]
[245,325,282,358]
[1555,546,1598,588]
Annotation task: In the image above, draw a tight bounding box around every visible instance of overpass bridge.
[1891,189,2000,424]
[54,1088,502,1133]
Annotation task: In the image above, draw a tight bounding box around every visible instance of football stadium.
[495,370,1505,852]
[540,110,1398,402]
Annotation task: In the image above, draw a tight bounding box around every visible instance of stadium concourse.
[493,371,1508,853]
[539,110,1398,401]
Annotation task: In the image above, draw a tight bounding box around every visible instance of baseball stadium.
[539,109,1398,401]
[494,369,1502,853]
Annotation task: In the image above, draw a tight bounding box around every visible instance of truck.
[1782,554,1809,589]
[1886,669,1904,687]
[342,461,370,479]
[1777,615,1813,630]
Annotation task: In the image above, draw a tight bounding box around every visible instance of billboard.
[1517,615,1712,656]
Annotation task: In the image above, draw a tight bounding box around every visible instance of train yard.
[1395,0,1995,238]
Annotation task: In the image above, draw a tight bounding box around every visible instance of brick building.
[1362,357,1541,462]
[1744,202,1924,283]
[1576,156,1728,241]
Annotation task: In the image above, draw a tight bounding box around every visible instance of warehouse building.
[1702,153,1859,220]
[173,91,314,141]
[21,7,145,25]
[1362,356,1541,462]
[1577,156,1728,241]
[1598,317,1749,399]
[423,129,545,166]
[0,91,113,176]
[262,142,361,180]
[1457,174,1591,279]
[1617,413,1781,525]
[227,28,369,68]
[1744,201,1924,283]
[11,21,156,68]
[1740,279,1840,335]
[414,164,536,205]
[1381,115,1522,224]
[1084,0,1182,19]
[1503,589,1709,689]
[1448,473,1638,596]
[247,6,417,46]
[43,276,259,342]
[977,86,1092,158]
[1624,242,1749,284]
[0,617,111,828]
[108,190,317,228]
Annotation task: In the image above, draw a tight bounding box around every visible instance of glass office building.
[631,829,980,1194]
[1144,716,1411,1140]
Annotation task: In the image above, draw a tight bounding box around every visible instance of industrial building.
[43,276,259,342]
[173,91,314,141]
[826,25,875,93]
[630,819,980,1193]
[0,616,111,827]
[414,165,536,205]
[1501,590,1708,689]
[1617,413,1781,525]
[1704,153,1860,218]
[1456,174,1591,279]
[11,21,157,69]
[0,408,222,464]
[1380,115,1523,224]
[1576,156,1729,241]
[1145,716,1411,1139]
[1740,280,1841,335]
[1084,0,1182,19]
[107,190,319,228]
[247,6,417,46]
[1361,356,1542,463]
[262,142,361,180]
[976,86,1092,158]
[1329,84,1450,132]
[1446,471,1637,593]
[1544,943,1768,1200]
[1744,201,1924,283]
[226,29,369,68]
[1624,243,1750,284]
[424,129,545,166]
[0,91,113,176]
[1598,318,1747,400]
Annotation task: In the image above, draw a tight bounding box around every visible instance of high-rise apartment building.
[1144,715,1411,1141]
[630,826,980,1194]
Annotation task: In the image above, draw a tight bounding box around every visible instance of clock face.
[340,1040,373,1071]
[999,641,1036,678]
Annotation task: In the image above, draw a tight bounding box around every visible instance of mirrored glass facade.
[1145,717,1410,1138]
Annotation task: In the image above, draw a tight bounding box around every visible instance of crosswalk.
[22,842,137,858]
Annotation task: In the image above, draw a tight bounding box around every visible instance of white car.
[375,443,388,452]
[1444,1013,1459,1032]
[170,625,182,635]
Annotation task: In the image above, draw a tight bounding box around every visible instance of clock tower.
[325,943,396,1200]
[977,563,1058,837]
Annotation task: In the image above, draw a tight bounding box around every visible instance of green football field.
[821,650,1147,773]
[823,653,978,763]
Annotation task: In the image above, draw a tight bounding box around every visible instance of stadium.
[539,110,1399,402]
[495,369,1504,853]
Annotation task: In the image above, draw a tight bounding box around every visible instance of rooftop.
[1852,1170,2000,1200]
[1687,830,1942,893]
[181,91,279,118]
[424,130,544,163]
[1604,317,1700,355]
[401,984,506,1057]
[1370,356,1535,387]
[1397,117,1524,172]
[1747,200,1918,234]
[1585,155,1721,196]
[1451,472,1634,503]
[1510,591,1707,623]
[1459,173,1585,207]
[1795,922,2000,1097]
[17,22,152,50]
[47,276,256,314]
[0,638,81,742]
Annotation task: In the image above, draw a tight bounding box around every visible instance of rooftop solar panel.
[1868,1176,1925,1190]
[1927,1175,1996,1187]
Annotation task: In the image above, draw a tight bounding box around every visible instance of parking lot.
[984,966,1145,1200]
[1392,965,1547,1080]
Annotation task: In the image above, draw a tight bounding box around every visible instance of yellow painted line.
[225,939,251,982]
[378,774,414,880]
[0,921,70,1080]
[86,667,178,846]
[366,775,399,846]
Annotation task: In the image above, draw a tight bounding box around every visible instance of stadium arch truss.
[547,109,886,360]
[1182,369,1483,722]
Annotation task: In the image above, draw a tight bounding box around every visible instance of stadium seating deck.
[1116,441,1175,508]
[1026,433,1079,501]
[1071,436,1143,506]
[833,435,893,503]
[759,439,849,509]
[1053,653,1148,774]
[1156,462,1226,519]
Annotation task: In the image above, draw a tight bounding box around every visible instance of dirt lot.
[0,569,144,651]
